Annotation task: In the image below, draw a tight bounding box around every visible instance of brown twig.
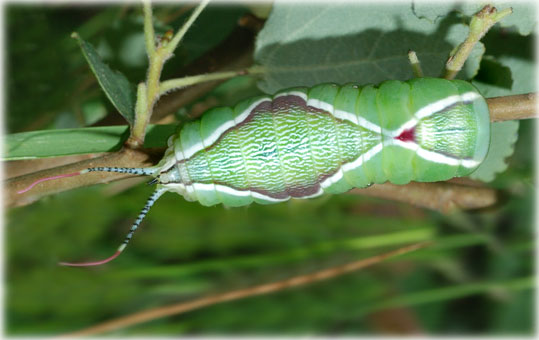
[58,241,431,337]
[5,148,161,208]
[487,93,537,122]
[5,153,106,179]
[349,181,497,214]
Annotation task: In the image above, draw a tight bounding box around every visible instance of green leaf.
[474,56,513,92]
[4,124,176,160]
[474,28,535,97]
[470,121,519,182]
[494,3,537,36]
[255,2,484,93]
[469,28,534,182]
[72,32,136,126]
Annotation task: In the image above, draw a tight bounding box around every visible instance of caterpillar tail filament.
[59,187,166,267]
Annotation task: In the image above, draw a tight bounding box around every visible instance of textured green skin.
[157,78,490,207]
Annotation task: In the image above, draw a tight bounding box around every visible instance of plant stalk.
[159,65,266,95]
[444,5,512,80]
[488,93,537,122]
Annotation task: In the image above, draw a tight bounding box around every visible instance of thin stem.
[127,0,160,147]
[146,50,167,108]
[159,65,266,95]
[127,47,167,148]
[407,50,423,78]
[59,242,431,337]
[128,0,211,148]
[349,181,496,214]
[487,93,537,122]
[143,0,155,58]
[444,5,512,80]
[165,0,211,57]
[130,83,149,147]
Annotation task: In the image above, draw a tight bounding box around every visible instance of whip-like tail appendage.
[59,187,167,267]
[17,167,159,194]
[16,166,163,266]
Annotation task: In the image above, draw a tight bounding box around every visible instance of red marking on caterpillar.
[395,128,415,142]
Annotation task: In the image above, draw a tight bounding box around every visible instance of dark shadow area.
[255,11,534,94]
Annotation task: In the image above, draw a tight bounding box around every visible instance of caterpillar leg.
[59,187,167,267]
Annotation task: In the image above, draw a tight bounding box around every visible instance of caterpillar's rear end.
[370,78,490,185]
[157,78,490,207]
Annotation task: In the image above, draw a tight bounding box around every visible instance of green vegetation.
[5,2,534,336]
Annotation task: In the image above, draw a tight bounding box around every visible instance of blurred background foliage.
[5,2,535,336]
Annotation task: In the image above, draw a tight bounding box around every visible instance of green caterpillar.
[156,77,489,206]
[20,77,490,266]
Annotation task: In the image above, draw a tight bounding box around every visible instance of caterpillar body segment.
[158,78,490,207]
